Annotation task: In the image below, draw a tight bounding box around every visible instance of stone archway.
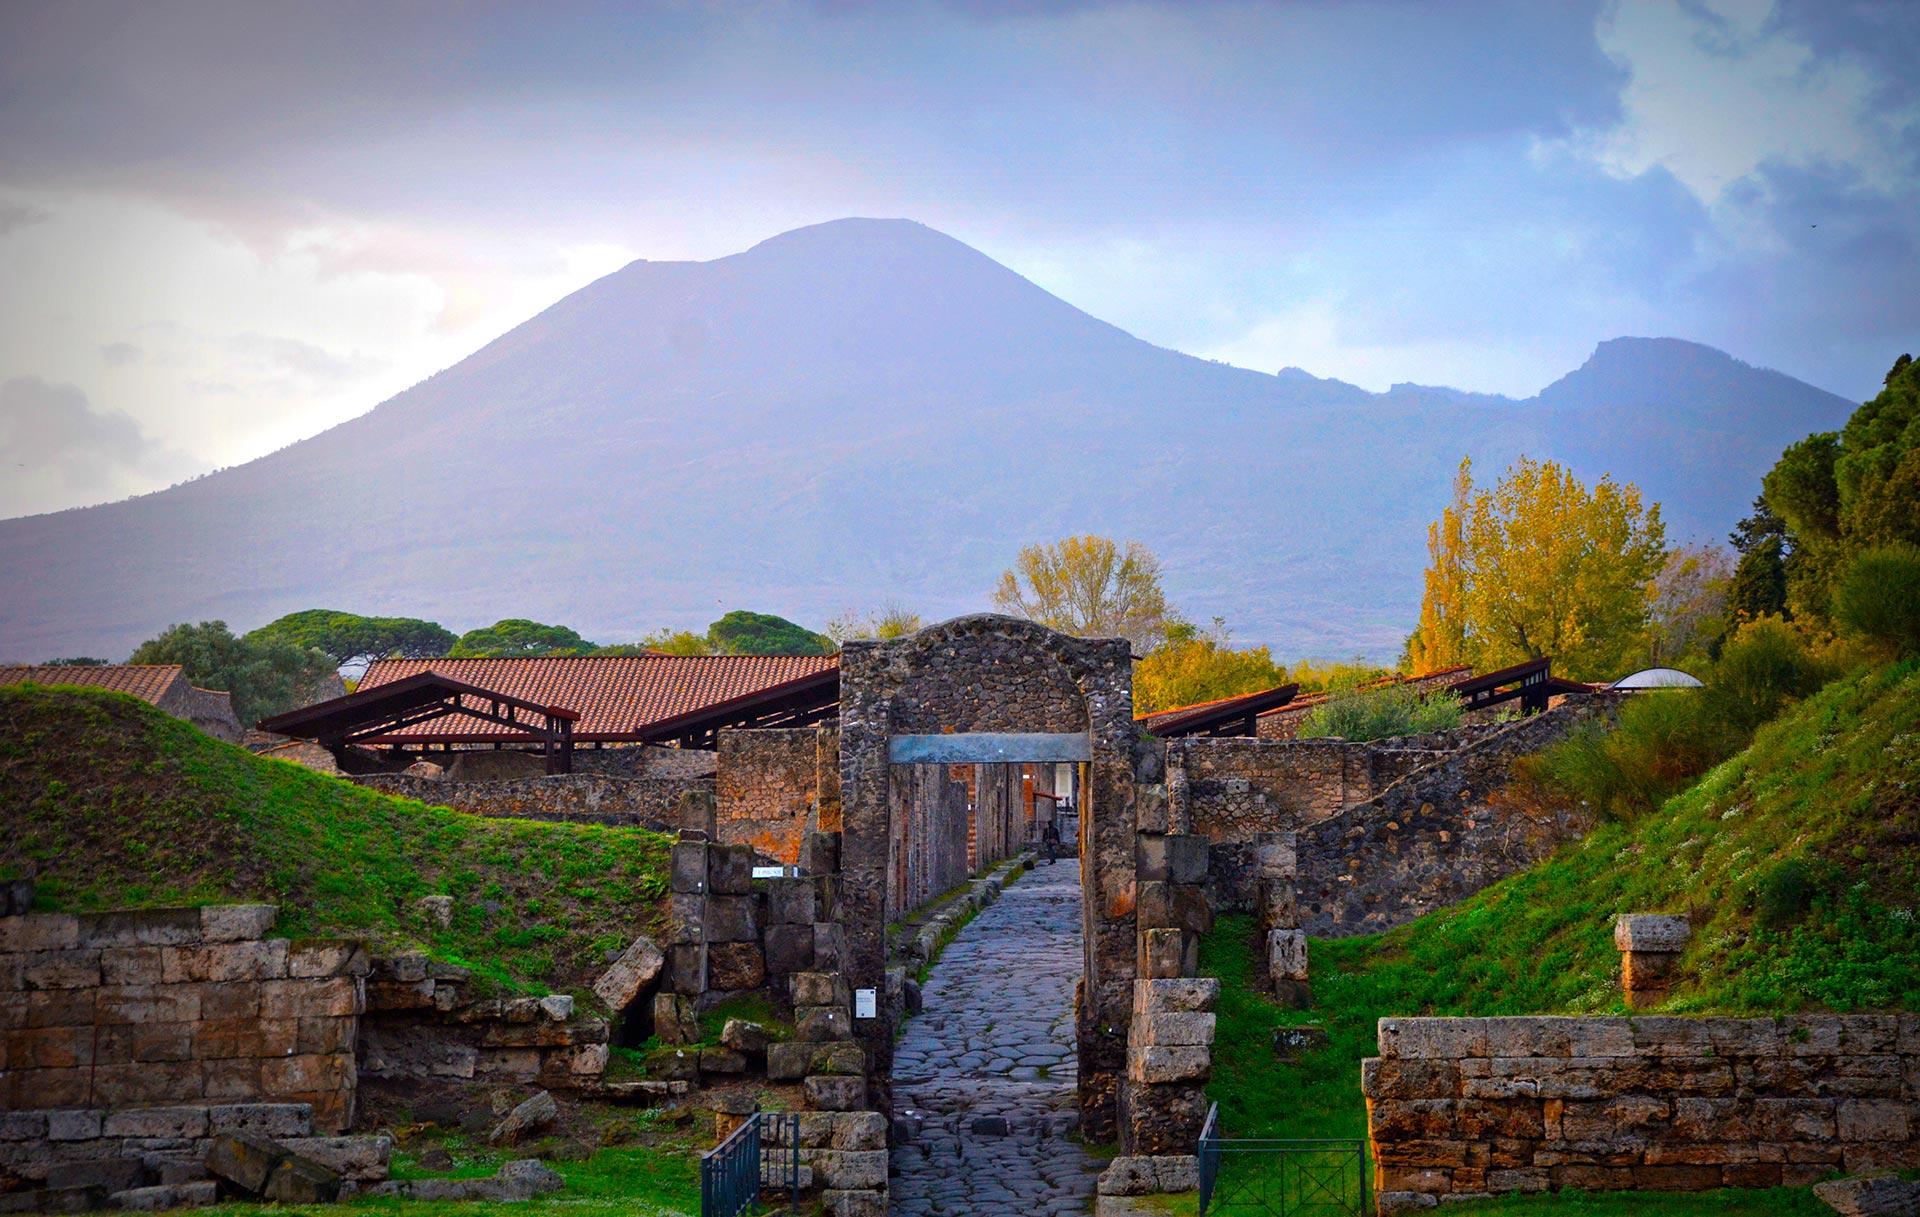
[837,614,1141,1139]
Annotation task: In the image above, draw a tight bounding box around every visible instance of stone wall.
[0,1101,320,1200]
[351,772,704,829]
[0,904,364,1131]
[1364,1014,1920,1211]
[891,764,971,917]
[356,954,609,1092]
[718,729,822,863]
[1295,698,1611,936]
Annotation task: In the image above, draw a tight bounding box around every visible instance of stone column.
[1256,832,1308,1007]
[1614,914,1690,1009]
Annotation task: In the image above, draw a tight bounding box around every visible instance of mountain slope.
[0,219,1854,664]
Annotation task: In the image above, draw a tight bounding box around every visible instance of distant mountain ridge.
[0,219,1854,664]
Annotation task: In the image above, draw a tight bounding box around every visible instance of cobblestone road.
[890,858,1102,1216]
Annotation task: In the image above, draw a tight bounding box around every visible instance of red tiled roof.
[0,664,186,705]
[358,654,840,742]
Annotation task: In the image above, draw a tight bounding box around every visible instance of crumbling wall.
[1295,699,1610,936]
[0,904,363,1131]
[351,772,703,829]
[1365,1014,1920,1210]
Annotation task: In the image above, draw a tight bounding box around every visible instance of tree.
[826,607,923,645]
[1406,456,1668,682]
[1404,460,1472,673]
[42,656,109,666]
[993,535,1171,650]
[128,620,336,724]
[1726,497,1789,623]
[633,629,714,656]
[1648,543,1732,665]
[705,610,834,656]
[449,619,598,658]
[1758,353,1920,620]
[246,609,455,668]
[1134,618,1288,715]
[1833,543,1920,657]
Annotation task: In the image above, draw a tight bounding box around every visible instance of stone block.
[207,1103,313,1140]
[98,948,163,986]
[7,1025,94,1069]
[489,1090,559,1146]
[101,1108,207,1139]
[719,1019,773,1055]
[766,1042,812,1081]
[0,914,79,954]
[829,1112,888,1151]
[262,1155,341,1205]
[1613,914,1691,953]
[821,1188,886,1217]
[109,1182,219,1211]
[765,879,816,925]
[3,1066,90,1109]
[45,1110,100,1142]
[699,1048,748,1074]
[813,1150,887,1190]
[46,1159,144,1194]
[1136,882,1212,934]
[803,831,841,877]
[21,949,101,990]
[666,943,707,995]
[277,1136,391,1183]
[1813,1175,1920,1215]
[763,923,814,974]
[0,879,34,917]
[286,940,368,979]
[1139,1011,1215,1047]
[1138,928,1196,979]
[651,993,699,1044]
[706,942,765,991]
[161,940,288,984]
[803,1075,866,1111]
[199,905,277,943]
[670,843,709,895]
[1838,1099,1912,1143]
[811,923,846,971]
[1133,977,1219,1015]
[796,1005,852,1041]
[75,909,203,948]
[1127,1044,1210,1084]
[792,971,849,1007]
[709,846,755,895]
[1267,928,1309,983]
[703,895,759,943]
[206,1132,286,1195]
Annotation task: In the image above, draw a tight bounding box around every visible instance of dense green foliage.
[247,609,456,667]
[0,686,672,994]
[1298,679,1463,741]
[1763,354,1920,620]
[1516,618,1833,819]
[128,619,338,722]
[1726,497,1790,624]
[1834,543,1920,657]
[450,618,599,658]
[704,609,834,656]
[1134,618,1288,715]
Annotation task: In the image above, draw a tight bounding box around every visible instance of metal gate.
[1197,1103,1368,1216]
[700,1112,801,1217]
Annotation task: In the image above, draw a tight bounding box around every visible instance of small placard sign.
[853,988,878,1019]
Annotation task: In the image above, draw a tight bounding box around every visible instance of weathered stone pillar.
[1255,832,1308,1006]
[1614,914,1690,1008]
[1117,977,1217,1155]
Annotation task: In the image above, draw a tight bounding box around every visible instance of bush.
[1298,681,1462,741]
[1706,617,1830,732]
[1834,544,1920,657]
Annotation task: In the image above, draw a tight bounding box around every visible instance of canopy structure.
[1449,658,1555,715]
[1138,684,1301,739]
[256,672,581,774]
[631,665,841,749]
[1611,667,1706,690]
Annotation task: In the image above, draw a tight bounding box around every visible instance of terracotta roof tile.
[0,664,186,705]
[358,654,840,742]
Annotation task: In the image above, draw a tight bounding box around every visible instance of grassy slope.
[1204,660,1920,1214]
[0,686,674,996]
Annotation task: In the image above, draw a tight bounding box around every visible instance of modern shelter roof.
[1138,684,1302,738]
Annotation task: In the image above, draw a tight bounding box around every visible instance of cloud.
[0,376,201,517]
[99,341,142,367]
[1576,0,1918,206]
[0,199,50,237]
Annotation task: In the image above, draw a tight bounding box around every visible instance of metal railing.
[700,1111,801,1217]
[1198,1103,1368,1216]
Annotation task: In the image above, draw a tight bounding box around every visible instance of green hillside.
[1206,659,1920,1208]
[0,685,673,996]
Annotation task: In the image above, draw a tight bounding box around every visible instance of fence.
[1197,1103,1368,1216]
[700,1112,801,1217]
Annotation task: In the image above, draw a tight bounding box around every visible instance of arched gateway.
[836,614,1142,1139]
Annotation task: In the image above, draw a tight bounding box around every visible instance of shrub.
[1298,680,1462,741]
[1833,543,1920,657]
[1706,617,1830,732]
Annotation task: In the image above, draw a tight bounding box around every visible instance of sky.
[1,0,1916,519]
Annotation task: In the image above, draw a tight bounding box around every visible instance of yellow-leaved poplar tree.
[1408,456,1668,681]
[1133,618,1288,715]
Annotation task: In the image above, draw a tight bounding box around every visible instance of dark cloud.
[0,200,50,236]
[99,341,142,367]
[0,376,199,516]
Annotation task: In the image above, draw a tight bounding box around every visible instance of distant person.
[1041,814,1062,864]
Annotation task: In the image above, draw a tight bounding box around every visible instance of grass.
[1202,660,1920,1215]
[0,685,675,996]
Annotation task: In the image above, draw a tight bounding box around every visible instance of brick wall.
[0,905,364,1131]
[1364,1014,1920,1211]
[352,772,704,829]
[717,729,822,863]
